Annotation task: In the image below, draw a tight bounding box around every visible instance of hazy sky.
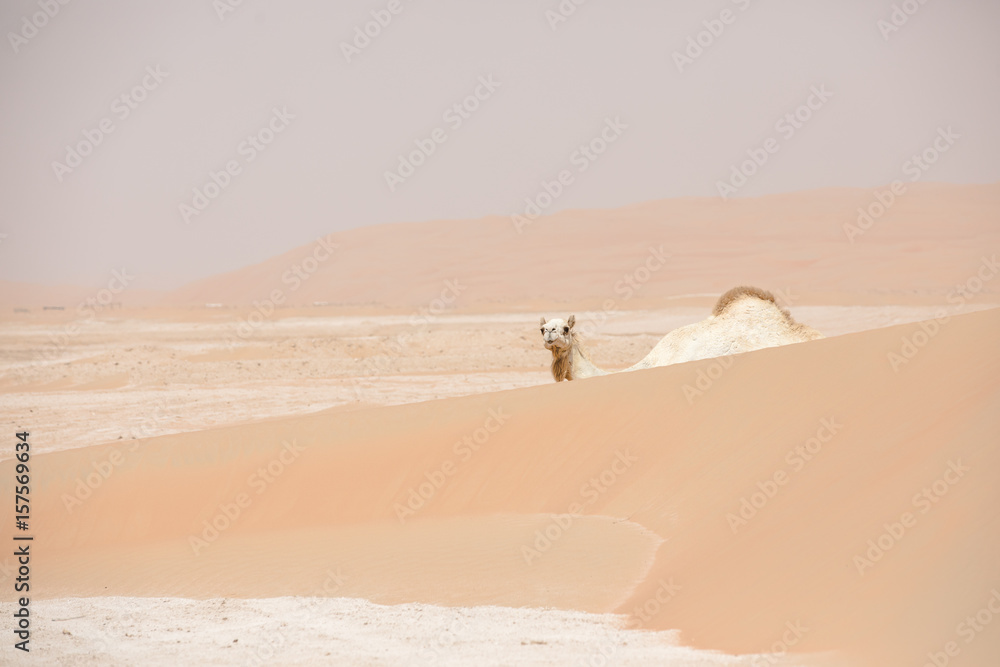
[1,0,998,289]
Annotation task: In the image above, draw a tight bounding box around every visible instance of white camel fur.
[540,286,823,382]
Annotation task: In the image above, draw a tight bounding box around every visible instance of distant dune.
[6,308,997,666]
[75,181,1000,310]
[3,183,997,311]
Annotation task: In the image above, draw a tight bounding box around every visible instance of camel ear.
[567,315,575,328]
[540,316,547,327]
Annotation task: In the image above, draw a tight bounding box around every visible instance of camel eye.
[563,326,569,333]
[540,328,545,334]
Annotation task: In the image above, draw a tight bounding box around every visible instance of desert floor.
[0,301,997,666]
[0,303,983,457]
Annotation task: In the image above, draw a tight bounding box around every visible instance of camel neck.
[551,339,606,381]
[572,344,606,379]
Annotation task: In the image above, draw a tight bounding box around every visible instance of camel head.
[540,315,576,352]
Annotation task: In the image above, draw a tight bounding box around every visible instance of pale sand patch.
[2,597,814,666]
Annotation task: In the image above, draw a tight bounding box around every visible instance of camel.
[539,286,823,382]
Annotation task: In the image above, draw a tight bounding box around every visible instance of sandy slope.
[2,308,997,666]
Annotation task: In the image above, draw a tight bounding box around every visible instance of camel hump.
[712,285,780,316]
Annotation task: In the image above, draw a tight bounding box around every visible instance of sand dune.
[147,182,999,309]
[6,305,992,460]
[4,183,996,319]
[3,307,997,666]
